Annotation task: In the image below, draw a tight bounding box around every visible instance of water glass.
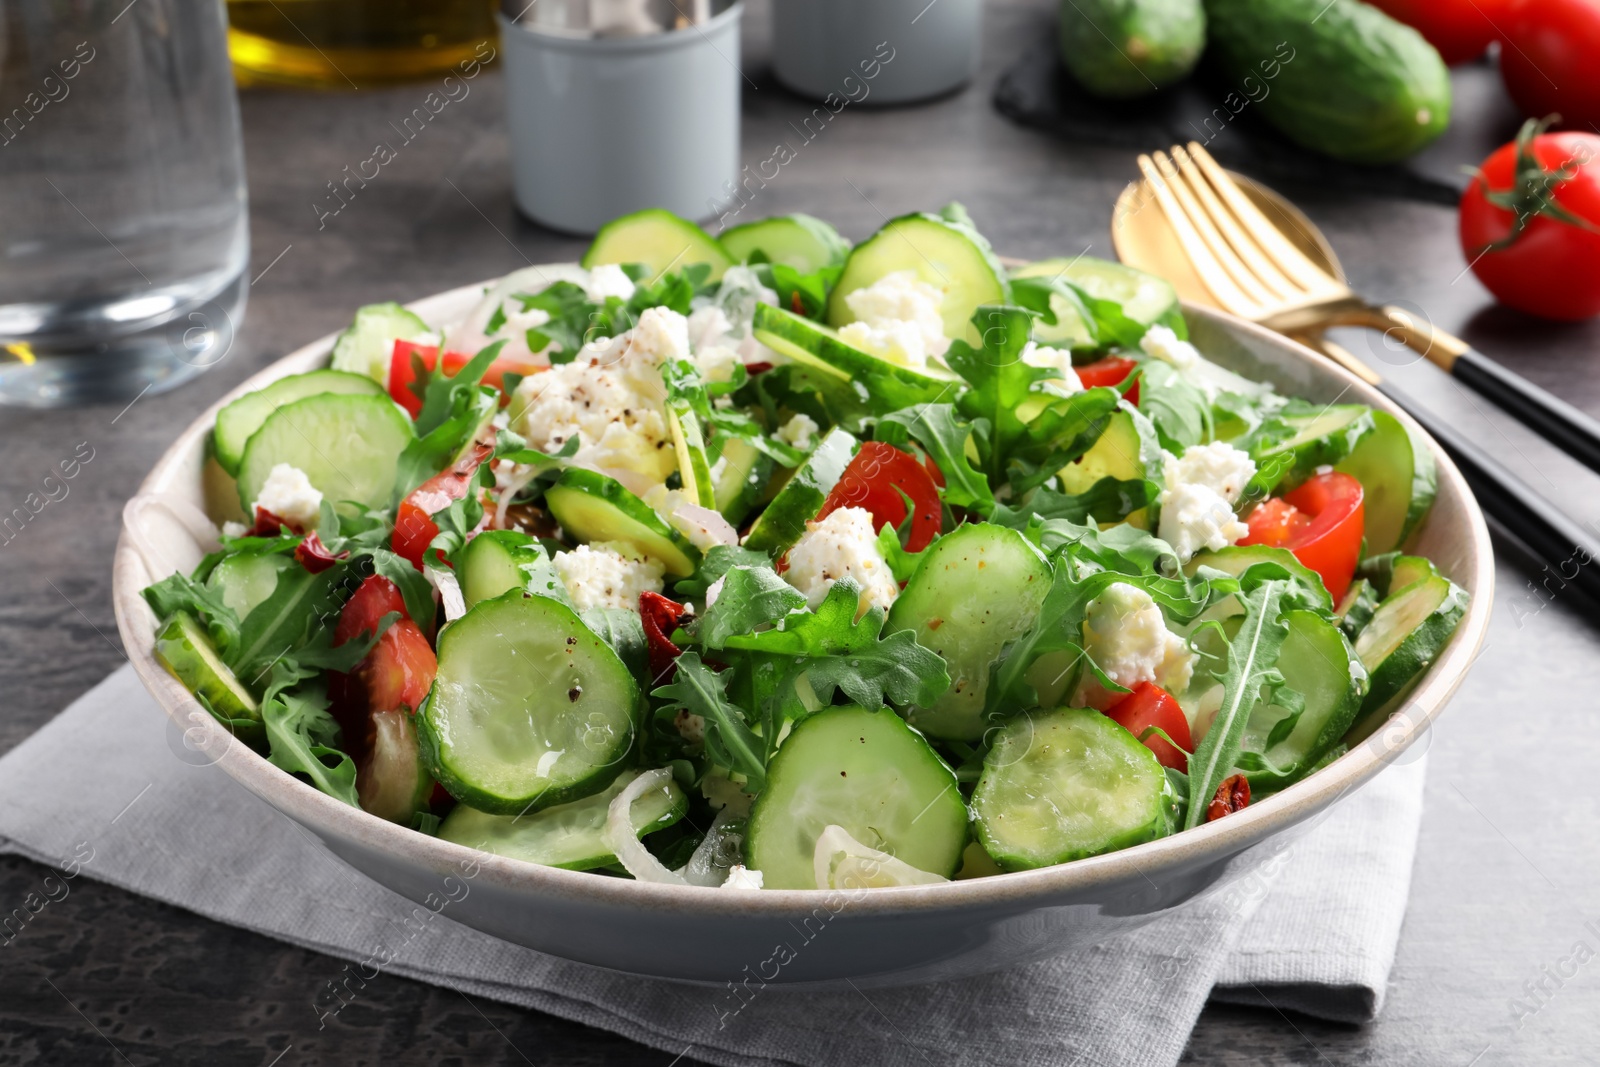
[0,0,250,408]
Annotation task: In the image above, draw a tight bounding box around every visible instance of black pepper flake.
[568,686,583,702]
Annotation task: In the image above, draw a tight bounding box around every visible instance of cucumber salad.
[144,205,1468,891]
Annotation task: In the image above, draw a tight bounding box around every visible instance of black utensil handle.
[1377,380,1600,605]
[1451,346,1600,476]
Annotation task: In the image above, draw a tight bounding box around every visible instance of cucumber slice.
[1238,610,1367,791]
[1010,257,1179,349]
[752,303,961,414]
[1335,409,1437,553]
[1336,578,1381,641]
[582,208,733,282]
[1251,404,1375,493]
[358,708,435,824]
[713,437,773,526]
[214,370,386,477]
[886,523,1053,741]
[235,393,415,515]
[545,468,701,578]
[745,705,967,890]
[205,551,292,619]
[1186,544,1333,615]
[741,427,857,557]
[154,613,260,724]
[458,530,553,609]
[973,707,1173,870]
[1057,409,1157,529]
[1352,573,1468,722]
[438,769,686,870]
[1388,555,1438,594]
[826,212,1010,340]
[420,592,639,814]
[720,213,851,272]
[666,403,717,509]
[329,302,432,386]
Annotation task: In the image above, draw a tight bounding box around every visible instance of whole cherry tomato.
[1459,118,1600,321]
[1499,0,1600,132]
[815,441,943,552]
[1241,470,1365,603]
[1365,0,1500,64]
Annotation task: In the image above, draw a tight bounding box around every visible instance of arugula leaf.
[227,565,345,688]
[367,547,437,635]
[675,545,773,598]
[994,477,1156,528]
[757,263,841,320]
[1009,275,1151,352]
[945,306,1054,482]
[878,403,994,516]
[413,341,502,438]
[261,685,360,806]
[581,606,649,682]
[874,522,925,584]
[721,578,950,710]
[518,282,598,359]
[142,572,241,657]
[1138,359,1211,451]
[697,565,806,647]
[394,384,498,502]
[1183,578,1291,830]
[652,652,768,792]
[493,427,580,469]
[1008,387,1124,494]
[423,464,493,570]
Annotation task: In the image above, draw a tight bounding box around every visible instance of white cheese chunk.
[838,270,949,371]
[1157,442,1255,562]
[783,506,899,618]
[1021,341,1084,396]
[584,263,636,303]
[719,864,765,890]
[1077,581,1195,709]
[776,412,819,450]
[252,463,323,530]
[551,541,666,613]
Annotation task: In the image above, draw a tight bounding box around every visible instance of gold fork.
[1134,142,1600,476]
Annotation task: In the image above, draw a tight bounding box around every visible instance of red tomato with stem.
[1500,0,1600,133]
[815,442,943,552]
[1105,682,1193,771]
[1365,0,1500,64]
[1241,471,1365,603]
[392,440,494,570]
[388,340,546,417]
[1075,355,1140,405]
[1459,118,1600,321]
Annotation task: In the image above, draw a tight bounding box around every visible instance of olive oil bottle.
[226,0,498,89]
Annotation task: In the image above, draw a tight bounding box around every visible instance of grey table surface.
[4,1,1599,1063]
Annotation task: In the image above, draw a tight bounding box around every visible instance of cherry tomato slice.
[1105,681,1193,772]
[361,619,437,717]
[1241,470,1364,603]
[392,440,493,570]
[815,441,942,552]
[330,575,438,749]
[1075,355,1140,406]
[334,575,408,646]
[388,340,545,417]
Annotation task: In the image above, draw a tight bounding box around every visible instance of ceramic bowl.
[111,275,1493,989]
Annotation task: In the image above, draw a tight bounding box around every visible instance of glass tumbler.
[0,0,250,408]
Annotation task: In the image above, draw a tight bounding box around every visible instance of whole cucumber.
[1203,0,1450,164]
[1059,0,1206,99]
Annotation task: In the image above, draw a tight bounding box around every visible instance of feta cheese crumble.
[782,506,899,618]
[1157,442,1256,562]
[221,520,248,539]
[552,542,666,613]
[584,263,636,303]
[252,463,323,530]
[1140,324,1199,372]
[1021,341,1084,397]
[1076,582,1196,709]
[837,270,950,372]
[1140,324,1271,401]
[720,865,765,891]
[776,412,819,450]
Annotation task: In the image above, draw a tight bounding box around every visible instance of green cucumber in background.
[1203,0,1450,164]
[1059,0,1206,99]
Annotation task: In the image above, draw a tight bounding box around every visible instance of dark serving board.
[993,28,1529,205]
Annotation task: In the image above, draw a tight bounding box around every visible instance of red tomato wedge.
[815,441,942,552]
[1075,355,1140,406]
[388,339,546,417]
[330,576,438,751]
[392,440,494,570]
[1105,682,1193,772]
[1241,470,1365,603]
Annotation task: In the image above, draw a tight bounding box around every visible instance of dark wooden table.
[5,1,1598,1063]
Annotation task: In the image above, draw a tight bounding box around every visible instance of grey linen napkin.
[0,666,1426,1067]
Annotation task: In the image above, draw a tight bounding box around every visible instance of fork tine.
[1134,153,1266,319]
[1148,150,1281,311]
[1184,142,1343,294]
[1169,145,1303,304]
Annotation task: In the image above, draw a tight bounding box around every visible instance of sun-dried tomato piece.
[639,591,688,685]
[246,506,294,537]
[294,531,349,574]
[1205,774,1251,823]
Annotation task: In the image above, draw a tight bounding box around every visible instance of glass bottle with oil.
[227,0,498,89]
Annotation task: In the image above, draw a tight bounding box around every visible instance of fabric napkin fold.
[0,666,1426,1067]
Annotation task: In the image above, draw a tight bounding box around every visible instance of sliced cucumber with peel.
[582,208,733,282]
[1336,409,1437,553]
[1186,544,1333,615]
[438,769,686,870]
[1351,573,1469,729]
[236,392,415,515]
[1057,409,1158,529]
[205,551,292,620]
[741,426,857,557]
[745,705,968,890]
[1251,403,1375,494]
[154,613,260,726]
[886,523,1053,741]
[358,709,436,824]
[752,303,961,414]
[545,468,701,578]
[329,302,432,386]
[720,213,850,272]
[826,212,1010,341]
[973,707,1174,870]
[713,436,772,526]
[214,370,386,477]
[420,592,639,815]
[1009,257,1179,349]
[666,401,717,509]
[459,530,560,609]
[1336,578,1381,641]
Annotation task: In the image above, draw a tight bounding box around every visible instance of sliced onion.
[678,807,743,887]
[123,493,221,581]
[672,502,739,550]
[493,461,541,531]
[812,825,948,891]
[425,564,467,623]
[604,768,687,885]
